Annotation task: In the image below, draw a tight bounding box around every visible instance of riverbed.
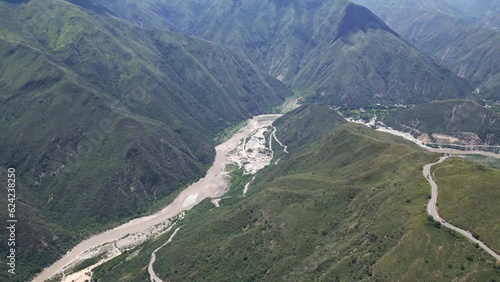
[33,114,282,282]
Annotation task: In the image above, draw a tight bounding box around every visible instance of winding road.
[424,156,500,261]
[351,117,499,261]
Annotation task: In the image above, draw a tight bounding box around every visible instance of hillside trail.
[271,125,289,153]
[148,227,181,282]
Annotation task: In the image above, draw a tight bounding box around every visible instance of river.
[33,114,282,282]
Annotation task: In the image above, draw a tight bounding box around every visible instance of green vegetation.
[92,250,133,281]
[0,0,496,280]
[486,100,500,113]
[225,166,253,197]
[214,121,248,145]
[433,158,500,253]
[96,105,499,281]
[96,0,473,107]
[383,100,500,145]
[353,0,500,100]
[273,103,347,150]
[463,155,500,169]
[339,105,400,121]
[375,217,499,281]
[272,96,303,114]
[71,255,104,273]
[0,0,291,280]
[490,105,500,113]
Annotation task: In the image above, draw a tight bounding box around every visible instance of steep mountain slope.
[94,105,500,281]
[0,0,290,128]
[95,0,473,107]
[0,0,290,280]
[443,0,500,30]
[0,37,206,279]
[383,100,500,145]
[353,0,500,100]
[272,104,347,150]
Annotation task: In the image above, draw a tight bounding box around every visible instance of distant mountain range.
[353,0,500,100]
[443,0,500,30]
[94,0,473,107]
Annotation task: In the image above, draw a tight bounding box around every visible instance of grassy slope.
[0,0,291,280]
[383,100,500,145]
[0,0,291,129]
[272,103,348,149]
[0,33,212,282]
[295,26,470,107]
[433,158,500,253]
[95,0,473,107]
[463,155,500,169]
[95,105,499,281]
[353,0,500,100]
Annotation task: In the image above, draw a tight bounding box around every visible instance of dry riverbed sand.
[34,114,283,282]
[228,127,273,174]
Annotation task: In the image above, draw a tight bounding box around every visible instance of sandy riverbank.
[33,114,282,282]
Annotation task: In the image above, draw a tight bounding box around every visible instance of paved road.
[424,156,500,261]
[369,123,500,159]
[426,147,500,159]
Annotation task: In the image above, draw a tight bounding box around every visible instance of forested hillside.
[0,0,290,280]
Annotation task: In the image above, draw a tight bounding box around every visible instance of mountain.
[93,105,500,281]
[271,103,347,150]
[0,0,291,280]
[94,0,473,107]
[443,0,500,30]
[382,100,500,145]
[352,0,500,100]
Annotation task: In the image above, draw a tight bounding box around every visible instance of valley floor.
[34,114,282,282]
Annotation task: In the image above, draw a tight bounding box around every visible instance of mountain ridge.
[93,0,474,107]
[353,0,500,100]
